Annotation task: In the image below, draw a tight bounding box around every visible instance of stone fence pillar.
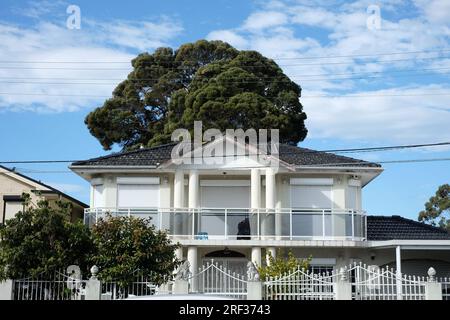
[85,265,102,300]
[0,280,13,300]
[425,267,442,300]
[334,268,352,300]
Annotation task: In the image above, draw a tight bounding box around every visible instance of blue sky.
[0,0,449,219]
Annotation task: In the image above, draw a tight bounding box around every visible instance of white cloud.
[207,30,248,49]
[242,11,288,31]
[0,16,183,112]
[303,85,450,143]
[205,0,450,144]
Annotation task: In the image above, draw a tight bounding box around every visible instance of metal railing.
[84,207,367,241]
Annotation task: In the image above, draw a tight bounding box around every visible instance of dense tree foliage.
[0,194,94,280]
[418,184,450,231]
[0,196,180,284]
[91,215,180,287]
[85,40,307,150]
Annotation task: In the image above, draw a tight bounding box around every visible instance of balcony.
[84,207,367,241]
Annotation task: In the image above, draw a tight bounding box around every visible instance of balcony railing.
[84,207,367,241]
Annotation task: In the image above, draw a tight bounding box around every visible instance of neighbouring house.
[69,136,450,278]
[0,165,88,223]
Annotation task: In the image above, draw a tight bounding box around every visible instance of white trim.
[290,178,333,186]
[200,180,251,187]
[348,179,362,187]
[116,177,160,185]
[310,258,336,266]
[91,178,103,186]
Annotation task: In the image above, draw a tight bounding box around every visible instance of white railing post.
[192,209,195,239]
[127,208,131,218]
[257,209,260,240]
[224,208,228,240]
[289,209,293,240]
[351,210,355,239]
[322,210,326,239]
[158,209,163,231]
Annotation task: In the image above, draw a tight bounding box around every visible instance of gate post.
[85,265,102,300]
[425,267,442,300]
[334,268,352,300]
[0,280,14,300]
[247,262,262,300]
[247,281,263,300]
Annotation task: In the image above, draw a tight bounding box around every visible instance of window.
[116,177,160,208]
[290,178,333,209]
[308,265,334,275]
[92,184,104,207]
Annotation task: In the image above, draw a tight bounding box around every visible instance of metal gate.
[349,263,426,300]
[189,261,247,299]
[263,268,335,300]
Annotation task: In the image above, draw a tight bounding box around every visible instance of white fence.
[438,277,450,300]
[101,272,173,300]
[263,268,335,300]
[189,261,247,299]
[2,263,448,300]
[348,263,426,300]
[13,270,86,301]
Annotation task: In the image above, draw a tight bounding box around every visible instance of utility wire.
[2,48,450,63]
[1,92,450,98]
[1,141,449,165]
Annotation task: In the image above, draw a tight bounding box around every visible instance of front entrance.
[203,249,249,275]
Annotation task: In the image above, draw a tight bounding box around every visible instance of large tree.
[418,184,450,231]
[0,194,94,280]
[85,40,307,150]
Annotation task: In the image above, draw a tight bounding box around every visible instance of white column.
[251,169,261,239]
[266,247,276,266]
[188,170,199,208]
[264,168,276,238]
[251,169,261,208]
[187,246,198,292]
[251,247,262,267]
[396,246,402,300]
[188,170,199,239]
[174,169,184,208]
[173,170,185,236]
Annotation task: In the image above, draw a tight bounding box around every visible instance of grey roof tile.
[71,142,380,168]
[367,215,450,240]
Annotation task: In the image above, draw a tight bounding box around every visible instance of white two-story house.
[70,136,450,277]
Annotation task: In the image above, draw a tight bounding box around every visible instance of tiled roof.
[71,143,177,166]
[71,142,380,168]
[367,215,450,240]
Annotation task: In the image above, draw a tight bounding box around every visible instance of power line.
[2,48,450,63]
[1,67,449,85]
[1,55,449,70]
[1,91,450,99]
[1,141,449,165]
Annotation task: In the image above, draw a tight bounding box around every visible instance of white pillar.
[251,247,262,267]
[187,246,198,292]
[173,169,185,236]
[266,247,276,266]
[251,169,261,239]
[174,169,184,208]
[188,170,199,239]
[264,168,276,238]
[188,170,199,208]
[396,246,402,300]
